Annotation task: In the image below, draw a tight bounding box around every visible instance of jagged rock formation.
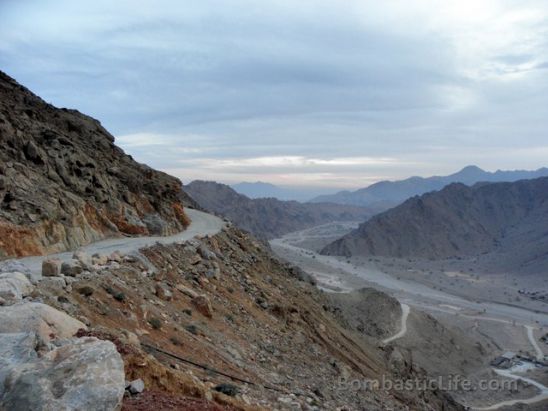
[322,178,548,273]
[311,165,548,210]
[0,71,193,259]
[185,180,372,240]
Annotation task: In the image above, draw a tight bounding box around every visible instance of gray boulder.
[72,251,92,269]
[42,258,62,277]
[1,337,125,411]
[143,213,169,235]
[127,378,145,395]
[0,332,38,397]
[0,272,34,305]
[61,260,83,277]
[91,253,108,266]
[0,261,39,284]
[39,277,67,295]
[198,244,216,260]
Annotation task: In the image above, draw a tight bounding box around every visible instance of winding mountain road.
[472,363,548,410]
[382,303,410,345]
[526,325,545,361]
[9,209,225,276]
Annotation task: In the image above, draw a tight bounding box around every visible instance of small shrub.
[148,317,162,330]
[113,292,126,302]
[214,384,239,396]
[170,336,182,346]
[184,324,199,335]
[77,286,94,297]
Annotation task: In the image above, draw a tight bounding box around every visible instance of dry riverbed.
[271,221,548,410]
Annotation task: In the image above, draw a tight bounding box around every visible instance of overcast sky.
[1,0,547,189]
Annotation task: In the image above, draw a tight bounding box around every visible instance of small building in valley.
[490,352,517,369]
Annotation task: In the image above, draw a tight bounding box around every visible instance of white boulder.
[0,302,86,343]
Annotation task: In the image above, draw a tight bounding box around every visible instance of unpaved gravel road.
[9,209,225,276]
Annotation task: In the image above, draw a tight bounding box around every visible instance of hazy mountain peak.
[310,165,548,209]
[454,165,485,175]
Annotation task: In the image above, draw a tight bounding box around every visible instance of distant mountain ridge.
[185,180,373,240]
[321,177,548,274]
[310,166,548,209]
[232,181,337,202]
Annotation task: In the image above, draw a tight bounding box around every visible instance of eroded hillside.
[185,180,372,240]
[322,179,548,274]
[0,71,194,258]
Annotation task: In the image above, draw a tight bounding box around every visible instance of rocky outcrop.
[185,180,372,240]
[327,288,402,340]
[0,71,194,259]
[322,178,548,273]
[0,333,38,392]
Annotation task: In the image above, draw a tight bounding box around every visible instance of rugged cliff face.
[322,178,548,273]
[185,180,372,240]
[0,71,193,258]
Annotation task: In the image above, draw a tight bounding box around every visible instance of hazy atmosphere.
[1,0,548,188]
[1,2,548,410]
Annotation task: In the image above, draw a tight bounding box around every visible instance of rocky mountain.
[310,165,548,210]
[0,71,194,259]
[185,180,373,240]
[322,177,548,273]
[0,71,465,410]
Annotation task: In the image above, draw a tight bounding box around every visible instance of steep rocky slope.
[311,165,548,210]
[185,180,372,240]
[27,227,463,410]
[326,288,402,340]
[0,71,193,259]
[322,178,548,273]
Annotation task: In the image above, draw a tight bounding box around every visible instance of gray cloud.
[1,0,548,188]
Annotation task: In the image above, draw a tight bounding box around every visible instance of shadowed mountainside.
[322,178,548,274]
